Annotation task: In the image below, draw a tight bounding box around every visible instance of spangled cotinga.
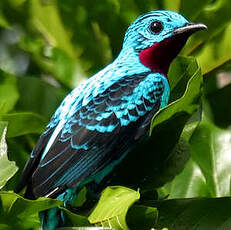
[16,10,206,230]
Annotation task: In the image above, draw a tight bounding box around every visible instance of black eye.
[150,21,163,34]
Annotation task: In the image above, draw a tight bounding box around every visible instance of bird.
[16,10,207,230]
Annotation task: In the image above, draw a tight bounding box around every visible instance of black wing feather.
[18,72,164,198]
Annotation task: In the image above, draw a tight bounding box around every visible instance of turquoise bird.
[16,10,206,229]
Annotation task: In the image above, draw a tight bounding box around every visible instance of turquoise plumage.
[16,10,206,229]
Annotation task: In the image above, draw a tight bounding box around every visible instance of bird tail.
[39,207,65,230]
[39,187,79,230]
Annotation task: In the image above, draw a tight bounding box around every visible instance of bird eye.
[149,21,163,34]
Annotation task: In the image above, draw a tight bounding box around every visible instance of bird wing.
[16,81,89,195]
[22,72,167,198]
[15,126,58,195]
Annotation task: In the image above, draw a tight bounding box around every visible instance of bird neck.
[115,48,151,75]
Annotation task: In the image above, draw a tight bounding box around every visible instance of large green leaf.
[189,120,231,197]
[146,197,231,230]
[0,191,62,229]
[159,100,231,198]
[88,186,140,230]
[0,124,18,190]
[88,186,158,230]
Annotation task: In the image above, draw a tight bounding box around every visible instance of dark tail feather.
[39,207,65,230]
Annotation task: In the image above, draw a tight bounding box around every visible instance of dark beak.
[173,22,207,35]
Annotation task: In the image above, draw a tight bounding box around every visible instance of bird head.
[123,10,207,75]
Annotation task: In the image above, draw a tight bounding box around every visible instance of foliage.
[1,0,231,229]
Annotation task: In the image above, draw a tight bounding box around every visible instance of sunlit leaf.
[89,186,140,230]
[0,124,18,189]
[0,191,62,229]
[0,70,19,114]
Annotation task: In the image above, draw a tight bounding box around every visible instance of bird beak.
[173,22,207,35]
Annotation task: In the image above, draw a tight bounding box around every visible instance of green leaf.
[151,57,202,131]
[0,70,19,114]
[0,112,46,138]
[0,191,62,229]
[158,157,209,199]
[0,124,18,189]
[159,100,231,198]
[146,197,231,230]
[190,117,231,197]
[3,136,31,191]
[167,56,201,102]
[89,186,140,230]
